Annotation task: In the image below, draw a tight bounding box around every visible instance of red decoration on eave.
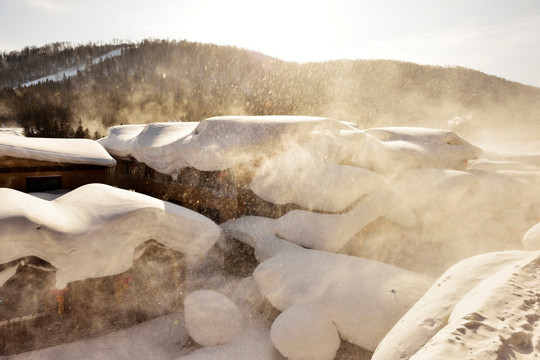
[117,275,133,285]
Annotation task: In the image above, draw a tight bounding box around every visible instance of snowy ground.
[2,117,540,359]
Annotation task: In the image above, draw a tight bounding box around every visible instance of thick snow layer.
[220,216,303,262]
[249,150,388,212]
[372,250,540,360]
[221,190,415,256]
[184,290,244,346]
[98,116,343,174]
[132,122,199,173]
[98,118,482,212]
[523,222,540,250]
[364,127,483,168]
[338,127,482,174]
[274,191,416,252]
[271,302,341,360]
[99,119,482,177]
[389,168,476,210]
[0,184,221,288]
[96,123,147,158]
[254,248,434,351]
[0,131,116,166]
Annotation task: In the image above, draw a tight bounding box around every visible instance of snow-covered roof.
[0,131,116,167]
[339,126,483,174]
[99,118,482,175]
[0,184,221,288]
[98,116,343,172]
[98,116,482,213]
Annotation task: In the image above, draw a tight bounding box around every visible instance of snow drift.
[372,250,540,360]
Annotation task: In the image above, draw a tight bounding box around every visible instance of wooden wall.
[0,156,110,192]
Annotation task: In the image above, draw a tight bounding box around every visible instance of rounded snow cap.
[184,290,244,346]
[271,302,341,360]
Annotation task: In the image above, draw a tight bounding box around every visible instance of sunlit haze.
[1,0,540,88]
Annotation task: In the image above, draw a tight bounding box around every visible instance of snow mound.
[270,302,341,360]
[0,131,116,166]
[337,127,482,174]
[184,290,244,346]
[373,250,540,360]
[274,191,415,252]
[523,222,540,250]
[364,127,483,170]
[254,248,434,351]
[0,184,221,288]
[222,190,414,255]
[249,150,387,212]
[220,216,303,262]
[96,123,147,158]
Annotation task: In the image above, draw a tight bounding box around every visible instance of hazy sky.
[1,0,540,87]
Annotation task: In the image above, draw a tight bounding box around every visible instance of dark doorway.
[26,175,62,193]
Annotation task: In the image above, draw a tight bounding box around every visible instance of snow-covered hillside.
[2,116,540,359]
[18,48,122,87]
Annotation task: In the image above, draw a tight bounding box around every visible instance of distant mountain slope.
[1,39,539,140]
[19,48,123,87]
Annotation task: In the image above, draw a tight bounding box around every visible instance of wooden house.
[0,131,116,193]
[0,241,186,355]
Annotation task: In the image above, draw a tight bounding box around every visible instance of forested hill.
[1,39,539,140]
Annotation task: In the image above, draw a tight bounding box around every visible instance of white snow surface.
[249,150,388,212]
[98,117,482,212]
[389,168,476,210]
[221,190,416,255]
[270,302,341,360]
[9,313,191,360]
[6,120,540,359]
[220,216,303,263]
[523,222,540,250]
[0,184,221,288]
[0,131,116,166]
[184,290,244,346]
[98,116,342,173]
[254,248,434,351]
[273,191,416,252]
[372,250,540,360]
[337,126,482,174]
